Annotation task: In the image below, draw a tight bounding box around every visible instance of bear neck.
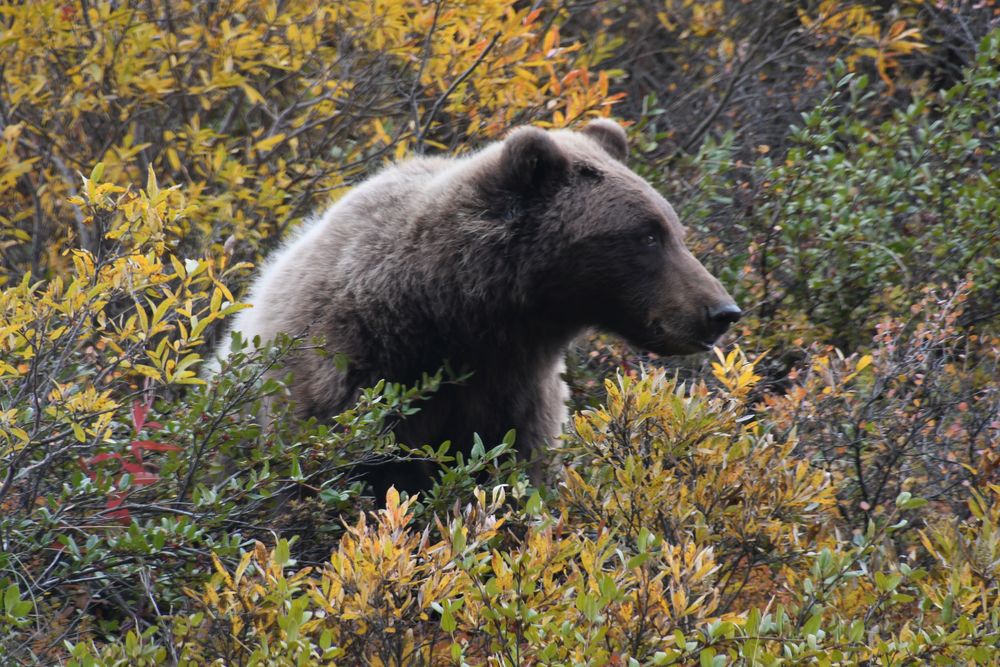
[370,210,582,381]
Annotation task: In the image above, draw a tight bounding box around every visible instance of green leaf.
[746,607,761,635]
[848,619,864,643]
[274,539,290,568]
[874,572,901,592]
[524,490,542,515]
[4,584,22,615]
[626,552,649,569]
[441,606,456,632]
[802,611,823,636]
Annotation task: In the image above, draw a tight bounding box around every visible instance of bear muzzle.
[705,302,742,341]
[689,300,742,350]
[645,299,741,354]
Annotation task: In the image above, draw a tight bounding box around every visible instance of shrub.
[0,0,619,281]
[763,280,999,526]
[61,361,1000,665]
[67,356,832,664]
[655,30,1000,350]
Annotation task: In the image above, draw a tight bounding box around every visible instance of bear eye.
[639,232,660,248]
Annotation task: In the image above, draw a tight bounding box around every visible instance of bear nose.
[707,302,742,329]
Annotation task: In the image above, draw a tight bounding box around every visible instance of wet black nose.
[708,303,742,329]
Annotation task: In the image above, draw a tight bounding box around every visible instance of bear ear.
[581,119,628,161]
[498,126,569,195]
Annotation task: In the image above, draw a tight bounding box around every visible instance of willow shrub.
[654,29,1000,349]
[56,353,1000,665]
[0,0,619,280]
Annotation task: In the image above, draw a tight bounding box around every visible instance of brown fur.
[213,120,738,492]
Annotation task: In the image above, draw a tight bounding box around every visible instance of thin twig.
[411,0,445,154]
[416,31,501,150]
[678,25,767,155]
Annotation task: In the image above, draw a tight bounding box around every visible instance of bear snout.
[648,300,741,353]
[705,301,742,341]
[708,301,742,326]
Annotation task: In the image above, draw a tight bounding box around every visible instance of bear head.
[485,119,741,355]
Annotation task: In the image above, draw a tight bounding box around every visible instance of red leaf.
[131,439,181,453]
[78,457,96,480]
[131,400,149,433]
[106,493,131,523]
[132,471,159,486]
[87,452,122,465]
[121,462,146,474]
[107,508,131,524]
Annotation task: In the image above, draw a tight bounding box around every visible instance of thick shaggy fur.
[213,120,737,491]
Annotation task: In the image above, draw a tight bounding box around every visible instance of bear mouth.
[635,319,718,356]
[642,337,714,356]
[672,338,716,354]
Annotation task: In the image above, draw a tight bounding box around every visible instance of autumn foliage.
[2,1,999,665]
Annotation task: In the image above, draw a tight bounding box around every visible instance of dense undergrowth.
[1,1,998,664]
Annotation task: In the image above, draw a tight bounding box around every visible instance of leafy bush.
[764,280,999,526]
[69,357,826,664]
[656,31,999,348]
[60,361,1000,665]
[0,0,618,276]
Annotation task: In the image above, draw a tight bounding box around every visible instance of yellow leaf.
[385,486,400,514]
[211,552,234,588]
[233,551,253,586]
[71,422,86,442]
[240,82,264,105]
[855,354,872,372]
[146,164,159,200]
[166,148,181,171]
[133,364,162,381]
[252,133,286,154]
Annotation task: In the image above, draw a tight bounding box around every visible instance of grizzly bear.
[212,119,740,493]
